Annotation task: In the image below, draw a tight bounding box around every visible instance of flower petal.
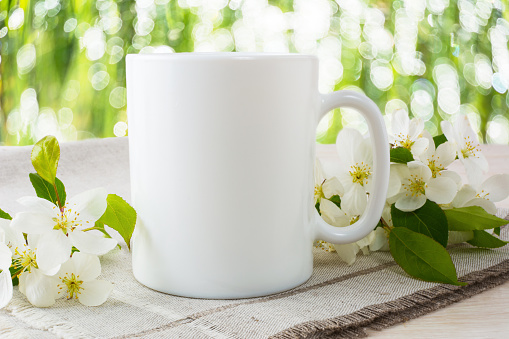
[356,230,375,249]
[70,252,101,281]
[314,159,326,186]
[369,227,389,251]
[0,270,13,309]
[441,121,456,145]
[448,231,474,245]
[387,170,402,198]
[0,242,12,271]
[10,212,56,234]
[341,185,367,216]
[426,177,457,204]
[336,128,364,166]
[0,220,26,253]
[463,157,486,188]
[435,142,456,168]
[408,117,424,141]
[480,174,509,202]
[36,230,71,273]
[69,230,117,256]
[410,137,429,157]
[322,177,344,198]
[320,199,349,227]
[439,170,462,190]
[24,270,58,307]
[333,243,360,266]
[408,161,432,181]
[78,280,113,306]
[392,110,409,138]
[67,188,108,222]
[452,185,477,208]
[17,196,60,217]
[463,198,497,215]
[395,194,426,212]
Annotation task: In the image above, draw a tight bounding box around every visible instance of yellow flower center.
[403,175,426,197]
[475,189,490,200]
[59,273,84,300]
[428,159,444,178]
[349,162,372,186]
[349,215,360,225]
[52,206,87,234]
[13,246,38,272]
[395,133,415,150]
[314,180,325,202]
[461,136,480,159]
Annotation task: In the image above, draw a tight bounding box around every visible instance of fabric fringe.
[271,259,509,339]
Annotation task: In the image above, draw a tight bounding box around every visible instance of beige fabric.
[0,137,508,339]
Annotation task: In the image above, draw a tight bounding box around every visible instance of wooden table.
[316,144,509,338]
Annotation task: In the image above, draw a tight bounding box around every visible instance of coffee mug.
[126,53,389,299]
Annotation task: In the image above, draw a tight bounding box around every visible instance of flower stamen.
[349,162,372,186]
[59,273,84,300]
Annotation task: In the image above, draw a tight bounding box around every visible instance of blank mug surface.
[127,54,318,298]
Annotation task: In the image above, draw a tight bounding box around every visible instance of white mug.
[126,53,389,299]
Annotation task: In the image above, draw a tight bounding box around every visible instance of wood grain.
[316,144,509,338]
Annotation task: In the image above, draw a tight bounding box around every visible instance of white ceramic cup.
[126,53,389,299]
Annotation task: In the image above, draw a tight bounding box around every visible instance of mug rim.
[126,52,317,61]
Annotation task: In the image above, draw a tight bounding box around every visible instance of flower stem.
[53,183,64,211]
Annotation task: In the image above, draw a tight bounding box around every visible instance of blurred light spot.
[8,8,24,30]
[109,87,127,109]
[427,0,449,15]
[136,0,155,9]
[135,17,154,36]
[487,115,509,144]
[20,88,39,123]
[17,44,36,74]
[316,111,333,138]
[103,17,123,35]
[437,88,460,115]
[35,2,48,17]
[35,108,59,141]
[385,99,408,116]
[64,80,80,102]
[64,18,78,32]
[83,27,106,60]
[463,63,478,86]
[370,60,393,91]
[0,27,7,39]
[411,90,434,120]
[45,0,60,10]
[460,104,481,133]
[358,42,377,59]
[424,121,438,135]
[113,121,128,137]
[475,54,493,89]
[58,107,73,129]
[6,109,21,135]
[132,34,151,49]
[75,22,90,38]
[91,71,110,91]
[492,73,508,94]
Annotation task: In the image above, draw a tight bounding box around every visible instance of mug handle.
[314,90,390,244]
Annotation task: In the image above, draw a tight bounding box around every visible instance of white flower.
[419,132,457,178]
[55,252,113,306]
[314,159,344,204]
[389,110,429,157]
[11,188,117,272]
[0,224,13,309]
[441,115,488,187]
[335,128,373,215]
[452,174,509,215]
[394,161,457,212]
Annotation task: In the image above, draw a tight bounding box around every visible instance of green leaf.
[31,136,60,185]
[315,201,320,214]
[29,173,66,207]
[433,134,448,148]
[391,201,449,247]
[329,195,342,209]
[467,230,507,248]
[389,227,466,286]
[390,147,414,164]
[98,194,137,250]
[9,264,23,286]
[0,208,12,220]
[494,227,501,236]
[444,206,509,231]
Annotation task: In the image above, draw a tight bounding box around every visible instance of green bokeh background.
[0,0,508,145]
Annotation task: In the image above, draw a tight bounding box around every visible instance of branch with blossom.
[315,112,509,285]
[0,136,136,308]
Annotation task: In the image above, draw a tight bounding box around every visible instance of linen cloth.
[0,137,508,339]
